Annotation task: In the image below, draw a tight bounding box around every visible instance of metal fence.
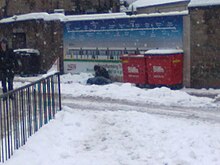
[0,72,61,162]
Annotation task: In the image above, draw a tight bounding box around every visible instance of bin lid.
[121,54,144,58]
[144,49,183,55]
[14,49,40,55]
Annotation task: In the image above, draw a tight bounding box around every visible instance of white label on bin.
[128,66,139,73]
[154,75,164,78]
[153,66,164,73]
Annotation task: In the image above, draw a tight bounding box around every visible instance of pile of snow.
[13,72,220,108]
[60,73,220,108]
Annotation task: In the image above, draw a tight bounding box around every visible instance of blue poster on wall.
[63,14,183,60]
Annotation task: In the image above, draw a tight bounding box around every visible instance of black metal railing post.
[58,73,62,111]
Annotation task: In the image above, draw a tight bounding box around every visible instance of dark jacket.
[95,66,110,79]
[87,65,112,85]
[0,49,18,78]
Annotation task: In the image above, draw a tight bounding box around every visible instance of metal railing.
[0,72,61,162]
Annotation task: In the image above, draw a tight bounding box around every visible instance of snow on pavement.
[3,72,220,165]
[4,106,220,165]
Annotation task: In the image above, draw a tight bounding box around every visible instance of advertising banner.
[63,14,183,77]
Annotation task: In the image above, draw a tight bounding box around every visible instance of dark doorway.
[12,33,26,49]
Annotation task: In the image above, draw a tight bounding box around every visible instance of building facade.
[0,0,120,18]
[189,6,220,88]
[0,19,63,73]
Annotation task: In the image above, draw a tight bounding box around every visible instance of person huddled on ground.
[0,38,18,93]
[94,65,110,79]
[87,65,112,85]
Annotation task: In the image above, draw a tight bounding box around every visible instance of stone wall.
[0,0,120,18]
[6,0,75,16]
[0,20,63,73]
[190,6,220,88]
[0,0,5,18]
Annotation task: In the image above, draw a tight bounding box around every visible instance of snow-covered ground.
[3,72,220,165]
[60,73,220,108]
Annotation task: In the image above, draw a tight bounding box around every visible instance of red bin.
[145,49,183,86]
[121,54,147,85]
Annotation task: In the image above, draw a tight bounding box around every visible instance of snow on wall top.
[14,49,40,55]
[63,11,187,22]
[0,11,188,23]
[145,49,184,54]
[129,0,220,9]
[188,0,220,7]
[0,12,127,23]
[62,13,127,22]
[129,0,189,10]
[0,12,66,23]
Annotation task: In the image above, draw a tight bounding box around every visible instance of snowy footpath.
[2,73,220,165]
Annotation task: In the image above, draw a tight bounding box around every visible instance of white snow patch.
[145,49,183,54]
[189,0,220,7]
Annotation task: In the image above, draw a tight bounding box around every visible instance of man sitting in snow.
[87,65,112,85]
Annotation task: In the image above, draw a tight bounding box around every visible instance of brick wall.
[0,20,63,73]
[0,0,5,18]
[6,0,75,15]
[190,6,220,88]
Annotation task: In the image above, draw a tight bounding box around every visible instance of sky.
[2,71,220,165]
